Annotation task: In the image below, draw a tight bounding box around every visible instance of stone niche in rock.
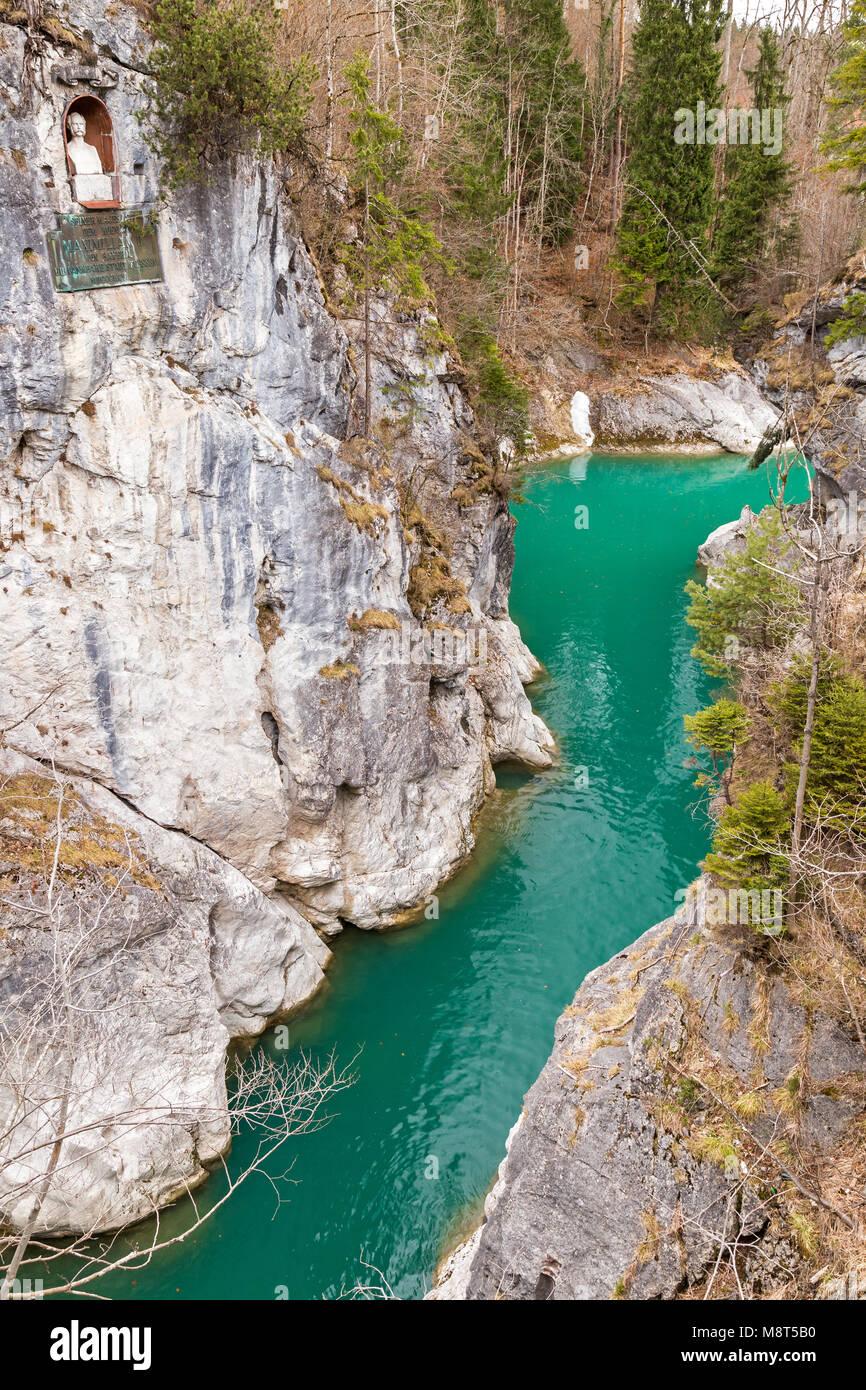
[63,94,120,208]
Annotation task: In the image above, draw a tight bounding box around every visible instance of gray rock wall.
[433,882,865,1300]
[0,748,329,1234]
[0,3,552,1232]
[593,371,778,455]
[0,6,552,930]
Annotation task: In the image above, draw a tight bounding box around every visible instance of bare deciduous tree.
[0,761,355,1300]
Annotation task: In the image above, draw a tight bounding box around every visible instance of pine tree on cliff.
[787,676,866,836]
[703,780,791,896]
[613,0,725,334]
[711,27,797,299]
[684,698,750,804]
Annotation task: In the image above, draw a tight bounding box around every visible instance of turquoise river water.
[98,450,801,1301]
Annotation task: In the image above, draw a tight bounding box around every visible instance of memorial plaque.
[47,208,163,292]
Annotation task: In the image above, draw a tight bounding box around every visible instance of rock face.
[751,252,866,500]
[0,6,551,929]
[593,372,778,454]
[0,748,329,1234]
[696,504,756,567]
[0,4,552,1231]
[433,882,865,1300]
[518,332,775,458]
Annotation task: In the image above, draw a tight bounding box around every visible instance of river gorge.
[77,449,801,1301]
[3,2,865,1321]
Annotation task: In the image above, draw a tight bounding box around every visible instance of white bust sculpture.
[66,111,113,202]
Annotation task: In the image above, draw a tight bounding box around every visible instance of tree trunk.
[788,556,827,923]
[609,0,627,234]
[2,1089,70,1297]
[364,177,371,438]
[325,0,334,164]
[810,200,826,359]
[2,818,74,1299]
[722,0,734,91]
[722,764,733,805]
[390,0,403,124]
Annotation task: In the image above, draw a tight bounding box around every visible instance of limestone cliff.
[511,322,778,457]
[0,3,552,1232]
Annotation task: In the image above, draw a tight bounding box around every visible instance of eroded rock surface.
[434,883,865,1300]
[0,749,328,1234]
[0,7,551,933]
[593,372,777,455]
[751,253,866,498]
[0,2,552,1232]
[517,331,775,458]
[696,504,757,567]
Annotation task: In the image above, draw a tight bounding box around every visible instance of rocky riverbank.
[3,0,863,1269]
[431,447,866,1300]
[516,331,779,458]
[431,871,865,1301]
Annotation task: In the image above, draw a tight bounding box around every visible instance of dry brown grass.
[316,464,390,535]
[407,555,470,618]
[347,608,400,631]
[255,602,284,651]
[0,773,160,892]
[318,659,360,680]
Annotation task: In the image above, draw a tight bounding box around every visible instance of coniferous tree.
[684,699,750,803]
[141,0,315,188]
[819,0,866,341]
[428,0,583,450]
[445,0,584,249]
[342,53,448,433]
[506,0,586,246]
[703,780,792,894]
[613,0,725,334]
[823,0,866,191]
[789,677,866,834]
[712,27,797,299]
[768,652,845,742]
[684,512,804,677]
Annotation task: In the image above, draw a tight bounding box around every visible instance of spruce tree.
[343,53,446,306]
[768,652,845,742]
[793,677,866,834]
[712,27,797,299]
[823,0,866,191]
[613,0,725,333]
[430,0,583,449]
[820,0,866,339]
[141,0,315,188]
[703,780,791,893]
[506,0,586,246]
[684,512,804,677]
[684,699,750,802]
